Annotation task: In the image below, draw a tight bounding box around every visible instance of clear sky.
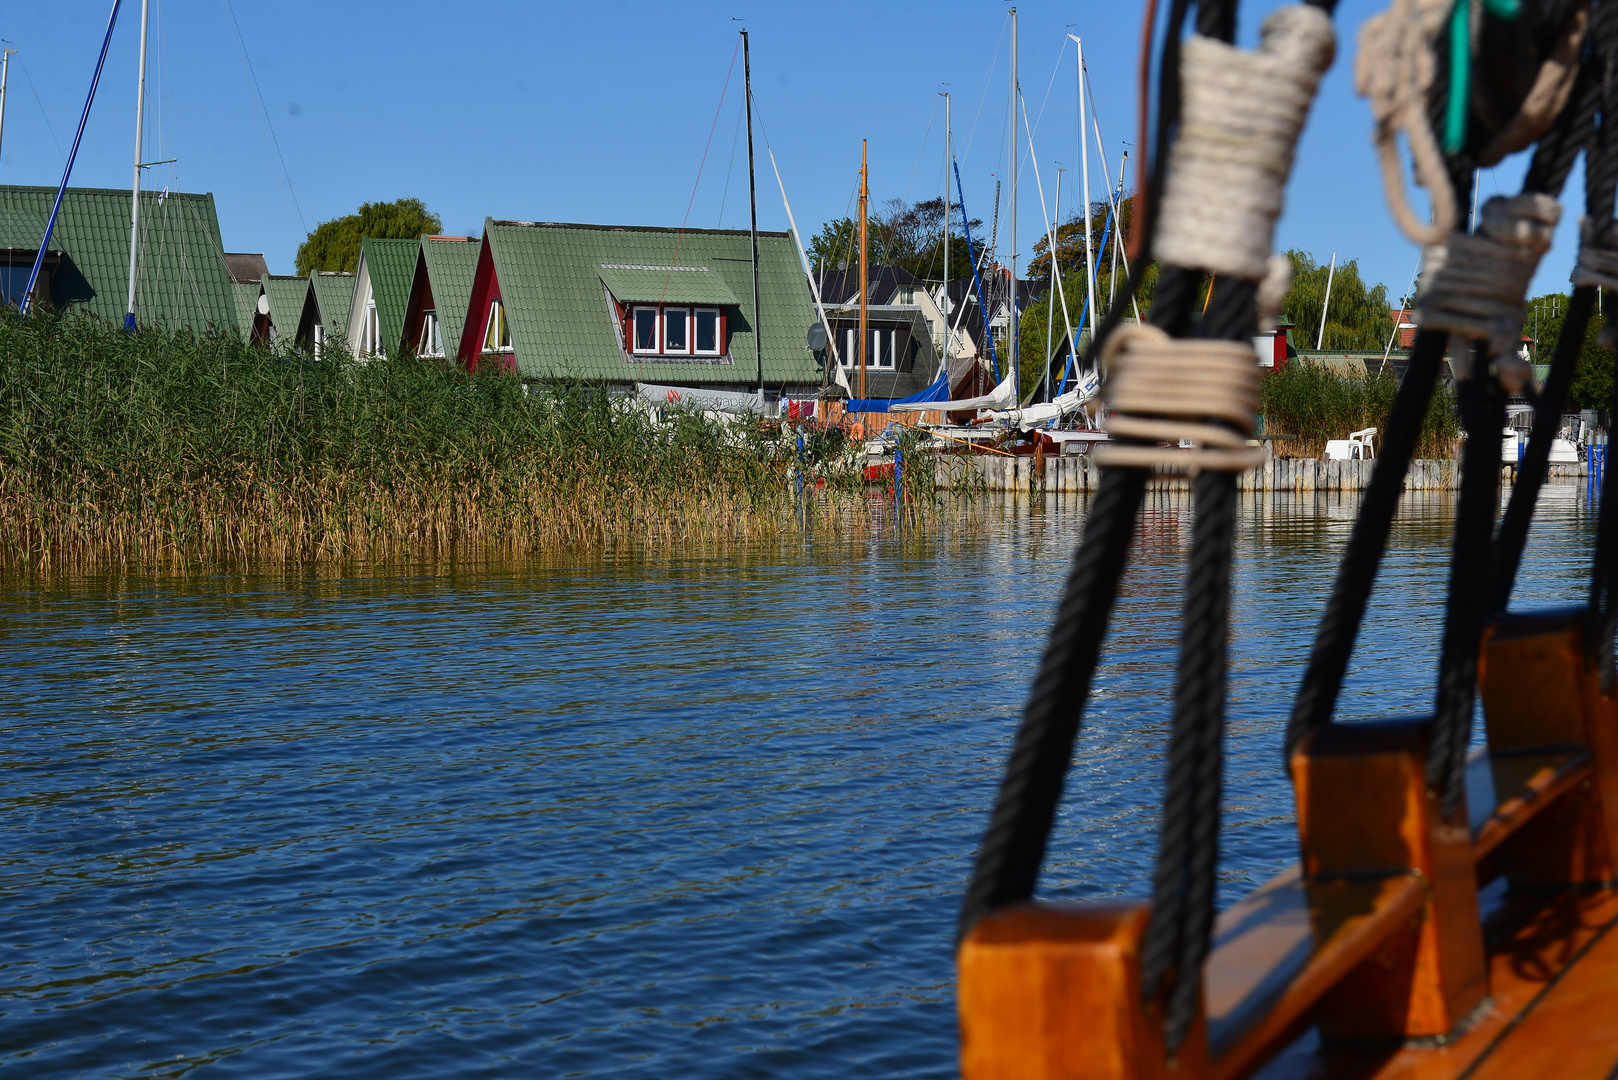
[0,0,1581,302]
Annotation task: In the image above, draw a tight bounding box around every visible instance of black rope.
[1431,364,1506,817]
[957,466,1150,940]
[1493,287,1596,611]
[1284,331,1448,757]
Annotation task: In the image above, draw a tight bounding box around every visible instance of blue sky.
[0,0,1581,302]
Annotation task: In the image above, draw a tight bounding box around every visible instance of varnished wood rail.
[959,606,1618,1080]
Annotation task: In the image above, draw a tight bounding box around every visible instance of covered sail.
[844,366,952,413]
[889,368,1018,413]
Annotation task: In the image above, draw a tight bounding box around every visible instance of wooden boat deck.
[1254,886,1618,1079]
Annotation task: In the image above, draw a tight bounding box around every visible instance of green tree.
[1281,250,1393,351]
[1525,293,1615,409]
[295,198,443,275]
[807,197,984,283]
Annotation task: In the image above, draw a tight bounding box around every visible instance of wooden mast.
[859,139,868,400]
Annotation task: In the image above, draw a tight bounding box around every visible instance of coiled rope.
[1413,192,1561,366]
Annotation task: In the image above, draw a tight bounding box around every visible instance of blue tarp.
[843,367,951,413]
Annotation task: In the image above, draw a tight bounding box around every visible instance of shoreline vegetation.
[0,315,923,569]
[1,315,1468,568]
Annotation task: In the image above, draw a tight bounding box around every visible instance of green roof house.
[309,270,355,355]
[0,184,235,331]
[232,280,267,341]
[456,219,821,395]
[259,275,318,349]
[400,235,480,359]
[346,237,417,358]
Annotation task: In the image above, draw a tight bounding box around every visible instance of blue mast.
[952,161,1000,382]
[20,0,123,316]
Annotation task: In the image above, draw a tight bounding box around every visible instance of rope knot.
[1153,5,1336,280]
[1094,325,1266,474]
[1413,192,1560,363]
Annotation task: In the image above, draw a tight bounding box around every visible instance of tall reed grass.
[1259,361,1458,459]
[0,314,907,567]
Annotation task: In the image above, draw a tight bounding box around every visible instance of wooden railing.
[958,606,1618,1080]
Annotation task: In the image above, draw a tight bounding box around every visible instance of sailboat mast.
[124,0,150,332]
[1075,35,1098,359]
[859,139,869,400]
[1008,7,1018,390]
[942,91,950,369]
[0,48,16,163]
[742,30,763,403]
[1048,168,1061,404]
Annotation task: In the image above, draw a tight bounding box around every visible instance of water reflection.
[0,484,1598,1078]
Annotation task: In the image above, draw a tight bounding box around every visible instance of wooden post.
[1289,717,1487,1040]
[958,901,1208,1080]
[1479,607,1618,886]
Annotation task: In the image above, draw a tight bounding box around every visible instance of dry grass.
[0,313,939,569]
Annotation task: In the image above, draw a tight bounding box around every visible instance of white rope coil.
[1572,217,1618,291]
[1152,5,1336,281]
[1413,192,1560,361]
[1356,0,1459,246]
[1094,325,1266,473]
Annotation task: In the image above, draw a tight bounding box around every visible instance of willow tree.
[1281,250,1394,351]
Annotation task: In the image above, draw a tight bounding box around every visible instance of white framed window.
[842,328,856,368]
[313,322,325,357]
[663,307,690,355]
[632,306,660,354]
[485,299,512,352]
[874,329,895,369]
[694,308,721,354]
[421,310,443,357]
[362,300,382,357]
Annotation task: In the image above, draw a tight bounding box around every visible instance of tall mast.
[742,30,763,404]
[1048,167,1062,403]
[859,139,869,400]
[1074,35,1098,359]
[942,91,950,371]
[1007,6,1018,389]
[0,47,16,165]
[124,0,150,332]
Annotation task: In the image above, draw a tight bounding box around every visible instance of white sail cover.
[889,369,1018,413]
[994,370,1102,429]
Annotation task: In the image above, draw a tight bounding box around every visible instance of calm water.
[0,487,1600,1078]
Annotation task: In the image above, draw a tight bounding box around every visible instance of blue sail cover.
[844,367,951,413]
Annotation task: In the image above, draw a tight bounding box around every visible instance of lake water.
[0,486,1600,1078]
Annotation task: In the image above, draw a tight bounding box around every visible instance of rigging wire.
[659,34,742,301]
[17,56,67,167]
[219,0,304,237]
[717,93,746,228]
[903,93,941,205]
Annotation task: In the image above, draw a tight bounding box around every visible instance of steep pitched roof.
[418,236,480,359]
[260,275,308,328]
[465,219,819,386]
[0,184,234,331]
[355,237,417,356]
[232,281,262,336]
[814,264,925,306]
[309,271,355,333]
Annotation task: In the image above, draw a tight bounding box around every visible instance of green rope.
[1444,0,1522,156]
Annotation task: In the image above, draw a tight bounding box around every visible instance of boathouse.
[0,184,235,331]
[400,235,480,360]
[456,219,821,399]
[346,237,417,359]
[812,264,948,401]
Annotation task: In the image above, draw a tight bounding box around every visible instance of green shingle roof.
[0,184,235,331]
[484,220,819,386]
[359,237,418,357]
[232,282,261,336]
[260,275,310,338]
[595,263,739,305]
[310,271,355,334]
[420,237,480,360]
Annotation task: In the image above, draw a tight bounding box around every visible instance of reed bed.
[0,314,931,569]
[1259,361,1459,459]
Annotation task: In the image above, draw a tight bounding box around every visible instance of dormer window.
[485,300,512,352]
[420,310,443,357]
[361,300,383,357]
[626,304,724,358]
